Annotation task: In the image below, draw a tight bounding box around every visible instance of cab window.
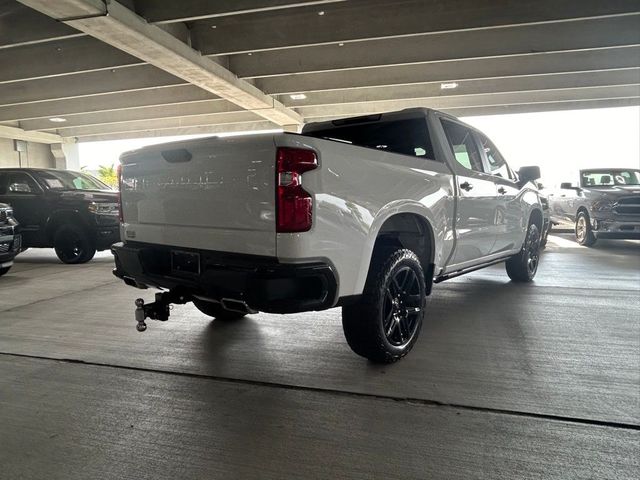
[477,133,513,180]
[0,172,41,195]
[441,119,485,173]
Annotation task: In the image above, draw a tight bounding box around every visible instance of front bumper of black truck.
[111,242,338,314]
[0,225,20,267]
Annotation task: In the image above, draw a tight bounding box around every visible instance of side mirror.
[518,166,541,184]
[8,183,32,193]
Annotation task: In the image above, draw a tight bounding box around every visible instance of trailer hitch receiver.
[134,291,190,332]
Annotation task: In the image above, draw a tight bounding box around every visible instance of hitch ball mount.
[134,291,189,332]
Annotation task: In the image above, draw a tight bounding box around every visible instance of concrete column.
[50,141,80,170]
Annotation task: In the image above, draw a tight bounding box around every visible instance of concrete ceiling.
[1,0,639,143]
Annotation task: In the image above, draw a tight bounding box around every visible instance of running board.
[434,256,512,283]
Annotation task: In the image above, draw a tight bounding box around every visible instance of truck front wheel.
[192,299,247,321]
[505,222,541,282]
[575,211,597,246]
[53,225,96,264]
[342,248,426,363]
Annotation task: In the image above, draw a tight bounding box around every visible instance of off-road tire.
[506,223,541,282]
[342,248,426,363]
[0,267,11,277]
[53,224,96,264]
[192,298,247,321]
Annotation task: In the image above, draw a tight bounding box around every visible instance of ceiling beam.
[0,65,186,107]
[76,121,280,143]
[2,46,635,113]
[278,70,640,108]
[0,124,64,144]
[55,112,268,138]
[191,0,640,55]
[17,0,302,126]
[298,85,640,119]
[4,14,638,85]
[0,85,217,122]
[136,0,345,23]
[0,0,80,49]
[0,36,143,84]
[257,47,640,94]
[14,70,639,131]
[231,15,640,78]
[447,98,640,118]
[22,100,242,131]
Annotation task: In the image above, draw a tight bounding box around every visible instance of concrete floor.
[0,234,638,479]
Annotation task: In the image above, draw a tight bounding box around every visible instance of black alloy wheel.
[382,266,423,347]
[342,248,427,363]
[505,222,541,282]
[53,225,96,264]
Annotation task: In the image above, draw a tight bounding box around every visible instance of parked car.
[112,108,544,363]
[548,168,640,246]
[0,203,20,276]
[0,168,120,264]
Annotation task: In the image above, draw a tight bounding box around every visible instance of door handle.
[498,187,507,195]
[460,181,473,191]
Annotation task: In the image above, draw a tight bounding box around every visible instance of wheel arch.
[45,210,88,243]
[360,206,437,296]
[529,207,544,231]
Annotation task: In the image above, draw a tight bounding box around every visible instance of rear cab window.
[305,117,436,161]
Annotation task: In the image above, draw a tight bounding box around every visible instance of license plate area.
[171,250,200,275]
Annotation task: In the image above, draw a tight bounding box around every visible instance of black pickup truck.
[0,168,120,264]
[0,203,20,276]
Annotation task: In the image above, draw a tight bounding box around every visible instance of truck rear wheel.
[54,225,96,264]
[505,222,541,282]
[192,299,247,321]
[342,248,426,363]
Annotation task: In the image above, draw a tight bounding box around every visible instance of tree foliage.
[98,164,118,188]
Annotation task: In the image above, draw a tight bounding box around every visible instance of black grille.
[614,197,640,215]
[0,209,7,224]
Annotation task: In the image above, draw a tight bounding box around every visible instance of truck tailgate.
[119,135,277,257]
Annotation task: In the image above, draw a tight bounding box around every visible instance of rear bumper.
[111,242,338,314]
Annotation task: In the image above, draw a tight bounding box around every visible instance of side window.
[441,119,485,173]
[6,172,40,194]
[477,134,513,180]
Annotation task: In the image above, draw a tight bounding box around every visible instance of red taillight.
[117,163,123,223]
[276,147,318,233]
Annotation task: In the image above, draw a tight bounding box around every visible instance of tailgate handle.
[161,149,192,163]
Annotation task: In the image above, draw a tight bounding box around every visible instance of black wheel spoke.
[386,317,398,337]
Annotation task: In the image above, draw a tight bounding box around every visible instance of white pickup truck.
[112,108,543,363]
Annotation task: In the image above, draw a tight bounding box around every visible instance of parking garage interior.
[1,0,639,478]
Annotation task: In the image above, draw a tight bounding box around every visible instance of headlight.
[591,199,614,211]
[88,202,119,215]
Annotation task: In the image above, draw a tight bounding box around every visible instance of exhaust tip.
[221,298,256,314]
